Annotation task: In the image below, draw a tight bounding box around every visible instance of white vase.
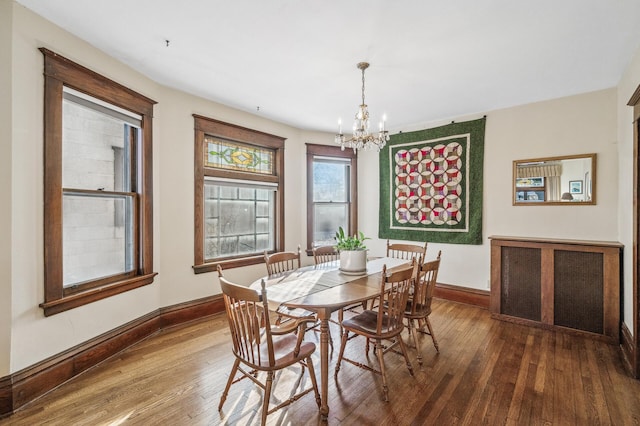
[339,250,368,275]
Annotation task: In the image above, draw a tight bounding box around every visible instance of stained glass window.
[194,115,285,273]
[204,136,274,175]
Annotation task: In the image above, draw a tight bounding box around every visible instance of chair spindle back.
[312,245,339,265]
[219,276,275,368]
[410,251,442,317]
[386,240,427,264]
[376,259,418,334]
[264,246,301,275]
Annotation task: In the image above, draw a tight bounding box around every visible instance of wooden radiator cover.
[490,236,622,343]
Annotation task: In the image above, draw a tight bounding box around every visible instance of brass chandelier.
[335,62,389,152]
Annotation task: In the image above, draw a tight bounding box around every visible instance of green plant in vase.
[334,227,369,251]
[334,227,369,274]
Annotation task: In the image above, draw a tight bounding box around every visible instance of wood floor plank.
[538,331,556,424]
[2,300,640,425]
[459,324,506,424]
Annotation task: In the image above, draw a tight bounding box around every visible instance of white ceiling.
[15,0,640,133]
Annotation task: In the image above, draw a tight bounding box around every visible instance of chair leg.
[219,358,240,411]
[328,326,334,352]
[409,319,423,365]
[425,317,439,352]
[374,340,389,402]
[261,371,274,426]
[334,330,349,378]
[405,318,414,346]
[305,356,321,408]
[397,335,414,377]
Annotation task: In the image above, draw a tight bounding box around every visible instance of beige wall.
[0,0,13,377]
[154,86,325,304]
[3,0,632,374]
[360,88,618,291]
[7,2,322,372]
[10,2,160,371]
[617,44,640,335]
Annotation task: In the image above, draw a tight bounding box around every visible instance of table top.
[252,257,410,313]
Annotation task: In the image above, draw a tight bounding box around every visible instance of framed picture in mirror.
[569,180,583,194]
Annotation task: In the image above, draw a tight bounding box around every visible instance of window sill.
[40,273,157,317]
[193,255,265,274]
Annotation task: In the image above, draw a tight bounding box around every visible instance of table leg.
[318,310,330,421]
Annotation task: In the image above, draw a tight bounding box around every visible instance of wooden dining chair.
[363,240,426,312]
[405,251,442,365]
[264,245,312,321]
[264,246,301,276]
[334,260,418,402]
[386,239,427,264]
[312,245,356,337]
[217,266,321,425]
[265,246,333,348]
[312,245,339,265]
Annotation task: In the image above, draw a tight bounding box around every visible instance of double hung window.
[41,49,156,316]
[61,88,140,285]
[306,144,357,253]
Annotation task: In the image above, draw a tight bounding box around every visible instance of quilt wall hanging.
[379,117,485,245]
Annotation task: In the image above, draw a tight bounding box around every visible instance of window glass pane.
[256,201,270,216]
[256,233,271,251]
[256,217,270,233]
[256,188,271,201]
[204,182,275,260]
[62,97,135,192]
[516,177,544,187]
[204,136,274,175]
[313,161,349,202]
[219,200,255,235]
[63,194,134,286]
[313,203,348,246]
[219,186,236,199]
[238,187,255,200]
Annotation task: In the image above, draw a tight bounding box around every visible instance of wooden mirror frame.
[512,153,597,206]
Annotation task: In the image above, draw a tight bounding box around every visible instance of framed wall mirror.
[513,153,596,205]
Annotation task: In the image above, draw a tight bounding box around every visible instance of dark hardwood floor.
[1,299,639,425]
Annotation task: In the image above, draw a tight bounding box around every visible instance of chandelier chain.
[361,66,366,106]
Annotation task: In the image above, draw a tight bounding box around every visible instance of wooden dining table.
[250,256,409,421]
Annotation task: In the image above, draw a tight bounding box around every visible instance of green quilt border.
[378,117,485,245]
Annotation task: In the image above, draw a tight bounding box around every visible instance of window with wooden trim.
[41,49,157,316]
[306,144,357,254]
[193,115,285,273]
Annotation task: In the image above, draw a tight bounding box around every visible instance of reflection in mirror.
[513,153,596,205]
